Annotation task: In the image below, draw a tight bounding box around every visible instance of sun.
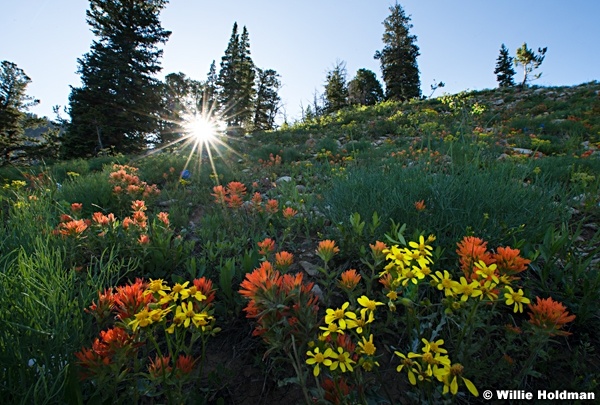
[183,115,220,144]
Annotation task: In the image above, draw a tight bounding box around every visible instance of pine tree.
[494,44,516,88]
[515,43,547,88]
[202,60,218,114]
[374,3,421,101]
[324,61,348,114]
[348,68,384,106]
[157,72,202,145]
[64,0,171,157]
[0,61,43,165]
[252,68,281,131]
[217,23,256,132]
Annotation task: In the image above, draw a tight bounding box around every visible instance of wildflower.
[180,285,207,302]
[325,302,357,330]
[430,270,455,297]
[122,216,134,230]
[474,260,499,283]
[421,338,447,354]
[58,219,88,237]
[227,181,247,197]
[212,185,227,205]
[456,236,494,278]
[319,322,344,338]
[306,347,334,376]
[504,286,530,313]
[132,210,147,228]
[409,235,434,257]
[129,307,154,331]
[131,200,146,212]
[439,363,479,397]
[369,241,388,260]
[251,192,263,211]
[147,279,170,293]
[452,277,483,301]
[493,246,530,276]
[329,347,355,373]
[316,239,340,263]
[357,334,376,356]
[265,199,279,214]
[175,301,206,328]
[282,207,298,219]
[193,277,216,304]
[321,378,350,404]
[170,281,190,301]
[527,296,576,336]
[339,269,361,291]
[395,351,420,385]
[480,280,499,300]
[226,194,244,209]
[148,355,172,378]
[113,279,151,320]
[239,262,274,299]
[414,200,426,211]
[257,238,275,255]
[71,203,83,213]
[399,265,426,286]
[138,234,150,245]
[275,251,294,269]
[357,295,384,317]
[74,347,110,376]
[157,212,169,226]
[175,354,195,375]
[86,288,115,323]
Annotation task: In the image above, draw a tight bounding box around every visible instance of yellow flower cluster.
[129,279,217,335]
[395,338,478,397]
[382,236,530,313]
[307,295,384,376]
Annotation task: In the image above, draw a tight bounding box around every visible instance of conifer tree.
[515,43,547,88]
[348,68,384,106]
[217,23,256,132]
[0,61,43,165]
[494,44,516,88]
[252,68,281,131]
[374,3,421,101]
[157,72,202,145]
[202,60,218,113]
[64,0,171,157]
[324,61,348,114]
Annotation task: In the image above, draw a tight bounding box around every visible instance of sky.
[2,0,599,123]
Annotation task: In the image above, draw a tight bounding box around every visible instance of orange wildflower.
[257,238,275,256]
[132,210,147,228]
[414,200,426,211]
[175,354,195,375]
[211,185,227,205]
[339,269,362,291]
[86,288,115,323]
[251,192,263,211]
[226,194,244,209]
[369,241,388,260]
[58,219,88,237]
[71,203,83,213]
[193,277,216,304]
[113,185,122,194]
[131,200,146,212]
[138,234,150,245]
[227,181,247,197]
[527,297,576,336]
[113,279,151,321]
[122,216,134,230]
[456,236,495,279]
[60,213,73,223]
[316,239,340,263]
[265,199,279,214]
[493,246,530,276]
[148,355,172,378]
[282,207,298,219]
[239,261,276,299]
[275,251,294,269]
[157,212,169,226]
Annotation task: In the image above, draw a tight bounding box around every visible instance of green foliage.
[252,68,281,131]
[494,44,516,88]
[515,43,548,88]
[374,3,421,101]
[64,0,171,157]
[324,61,349,114]
[348,68,384,106]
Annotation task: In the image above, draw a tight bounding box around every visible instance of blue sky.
[2,0,599,122]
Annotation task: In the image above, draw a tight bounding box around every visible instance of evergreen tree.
[202,60,218,113]
[0,61,43,165]
[348,68,384,106]
[324,61,348,114]
[494,44,516,88]
[374,3,421,101]
[217,23,256,132]
[64,0,171,157]
[252,68,281,131]
[515,43,547,88]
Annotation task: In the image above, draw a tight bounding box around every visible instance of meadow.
[1,82,599,404]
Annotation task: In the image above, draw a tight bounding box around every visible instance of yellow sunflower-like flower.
[504,286,530,313]
[306,347,334,377]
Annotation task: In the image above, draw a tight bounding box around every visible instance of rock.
[300,261,320,276]
[275,176,292,184]
[296,185,307,193]
[492,99,504,106]
[497,153,509,161]
[158,199,177,207]
[311,284,324,301]
[512,147,534,155]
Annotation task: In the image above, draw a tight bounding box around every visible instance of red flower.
[175,354,195,375]
[257,238,276,256]
[113,279,152,321]
[193,277,216,304]
[528,297,576,336]
[493,246,530,276]
[456,236,495,279]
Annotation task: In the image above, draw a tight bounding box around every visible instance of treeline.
[0,1,549,164]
